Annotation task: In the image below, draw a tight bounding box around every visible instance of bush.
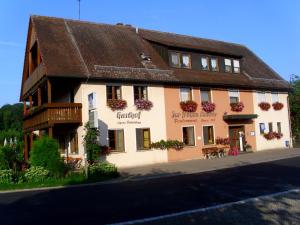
[0,169,13,184]
[30,136,65,177]
[88,163,119,181]
[150,140,184,150]
[0,143,24,171]
[24,166,50,183]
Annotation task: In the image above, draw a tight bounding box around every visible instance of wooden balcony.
[23,103,82,131]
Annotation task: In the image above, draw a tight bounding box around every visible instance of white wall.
[253,91,292,150]
[75,82,168,168]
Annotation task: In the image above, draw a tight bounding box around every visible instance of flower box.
[272,102,284,110]
[258,102,271,111]
[135,99,153,111]
[216,137,230,145]
[263,131,283,140]
[230,102,244,112]
[180,100,198,112]
[107,99,127,111]
[201,101,216,113]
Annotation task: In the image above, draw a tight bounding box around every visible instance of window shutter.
[136,129,142,149]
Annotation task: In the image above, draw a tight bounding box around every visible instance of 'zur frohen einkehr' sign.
[171,111,217,123]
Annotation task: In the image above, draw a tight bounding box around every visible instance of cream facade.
[75,83,168,168]
[253,91,292,150]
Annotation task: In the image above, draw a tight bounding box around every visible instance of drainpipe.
[287,95,293,148]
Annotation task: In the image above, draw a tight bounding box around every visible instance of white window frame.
[257,91,266,103]
[202,125,215,146]
[224,58,232,73]
[200,89,213,103]
[271,92,279,103]
[233,60,240,73]
[182,125,196,147]
[228,89,240,103]
[210,57,218,72]
[180,87,193,102]
[107,128,126,152]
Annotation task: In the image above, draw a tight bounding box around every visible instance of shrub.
[0,169,13,184]
[30,136,65,177]
[180,100,198,112]
[135,99,153,110]
[258,102,271,111]
[230,102,244,112]
[83,123,101,164]
[88,163,119,181]
[150,140,184,150]
[0,143,24,172]
[201,101,216,113]
[24,166,50,183]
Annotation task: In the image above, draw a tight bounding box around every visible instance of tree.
[83,122,100,164]
[289,75,300,139]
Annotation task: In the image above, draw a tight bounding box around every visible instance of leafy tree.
[83,122,100,164]
[30,136,65,177]
[0,143,24,172]
[289,75,300,139]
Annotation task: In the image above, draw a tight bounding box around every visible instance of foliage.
[0,130,23,146]
[24,166,50,183]
[216,137,230,145]
[30,136,65,177]
[258,102,271,111]
[150,140,184,150]
[272,102,284,110]
[135,99,153,110]
[290,75,300,138]
[88,162,119,181]
[201,101,216,113]
[263,132,283,140]
[0,143,24,172]
[107,99,127,111]
[228,147,239,156]
[180,100,198,112]
[230,102,244,112]
[0,169,13,184]
[83,122,101,164]
[0,103,23,131]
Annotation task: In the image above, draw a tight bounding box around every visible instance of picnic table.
[202,145,230,159]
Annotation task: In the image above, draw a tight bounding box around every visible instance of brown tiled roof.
[28,15,290,91]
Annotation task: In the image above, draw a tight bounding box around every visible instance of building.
[20,15,292,167]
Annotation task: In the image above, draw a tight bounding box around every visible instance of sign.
[116,111,142,125]
[171,111,217,123]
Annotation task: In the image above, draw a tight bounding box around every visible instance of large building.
[21,15,292,167]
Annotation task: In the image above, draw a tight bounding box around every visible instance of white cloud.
[0,41,23,48]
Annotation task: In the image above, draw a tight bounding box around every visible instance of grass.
[0,172,119,191]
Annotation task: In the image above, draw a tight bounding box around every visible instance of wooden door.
[229,126,245,149]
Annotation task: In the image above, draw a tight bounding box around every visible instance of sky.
[0,0,299,107]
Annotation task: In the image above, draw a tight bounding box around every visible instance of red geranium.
[272,102,284,110]
[107,99,127,111]
[230,102,244,112]
[258,102,271,111]
[135,99,153,111]
[180,100,198,112]
[201,101,216,113]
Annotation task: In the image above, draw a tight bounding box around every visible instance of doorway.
[229,126,245,151]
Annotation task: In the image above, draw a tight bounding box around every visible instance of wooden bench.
[202,146,229,159]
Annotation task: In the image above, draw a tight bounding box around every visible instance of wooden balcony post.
[24,134,28,161]
[48,127,53,138]
[47,79,52,103]
[29,95,33,109]
[30,132,34,151]
[38,87,42,106]
[23,101,27,114]
[39,130,43,138]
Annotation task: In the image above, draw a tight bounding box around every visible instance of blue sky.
[0,0,299,106]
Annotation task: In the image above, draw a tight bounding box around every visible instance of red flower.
[228,147,239,156]
[216,137,230,145]
[180,100,198,112]
[135,99,153,110]
[201,101,216,113]
[263,131,283,140]
[258,102,271,111]
[107,99,127,111]
[230,102,244,112]
[272,102,284,110]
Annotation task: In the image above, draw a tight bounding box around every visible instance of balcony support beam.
[24,134,28,161]
[48,127,53,138]
[29,95,33,109]
[38,87,42,106]
[47,79,52,103]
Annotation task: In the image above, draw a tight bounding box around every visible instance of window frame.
[271,92,279,103]
[228,89,240,104]
[182,126,196,146]
[202,125,215,146]
[181,53,192,69]
[277,122,282,133]
[233,59,240,73]
[200,88,212,103]
[180,87,193,102]
[268,122,273,133]
[259,123,265,134]
[134,86,148,101]
[224,58,232,73]
[106,85,122,101]
[210,57,219,72]
[169,51,191,69]
[108,129,125,152]
[136,128,151,151]
[200,56,209,71]
[257,91,266,103]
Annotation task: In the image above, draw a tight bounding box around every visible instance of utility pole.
[78,0,81,20]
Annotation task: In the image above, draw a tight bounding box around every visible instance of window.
[271,92,279,103]
[136,128,151,150]
[70,132,79,154]
[108,130,125,152]
[277,122,281,133]
[170,52,180,67]
[89,110,98,128]
[233,60,240,73]
[224,58,232,73]
[180,87,192,102]
[106,86,121,101]
[200,89,212,103]
[210,57,218,72]
[201,57,209,70]
[134,86,148,100]
[203,126,214,145]
[182,126,195,146]
[229,90,239,103]
[88,92,96,110]
[259,123,265,134]
[182,54,191,68]
[257,92,266,103]
[169,52,191,68]
[268,122,273,132]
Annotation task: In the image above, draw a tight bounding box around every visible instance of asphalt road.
[1,156,300,225]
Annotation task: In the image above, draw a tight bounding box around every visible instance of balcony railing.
[23,103,82,131]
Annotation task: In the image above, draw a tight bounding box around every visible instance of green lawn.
[0,173,119,191]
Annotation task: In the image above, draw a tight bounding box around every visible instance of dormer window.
[201,57,209,70]
[224,59,232,73]
[169,52,191,69]
[210,57,218,72]
[29,42,39,74]
[233,60,240,73]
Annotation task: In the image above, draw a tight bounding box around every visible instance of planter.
[180,100,198,112]
[135,99,153,111]
[107,99,127,111]
[258,102,271,111]
[201,101,216,113]
[230,102,244,112]
[272,102,284,110]
[216,137,230,145]
[263,131,283,140]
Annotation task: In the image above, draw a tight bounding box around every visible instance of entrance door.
[229,126,245,151]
